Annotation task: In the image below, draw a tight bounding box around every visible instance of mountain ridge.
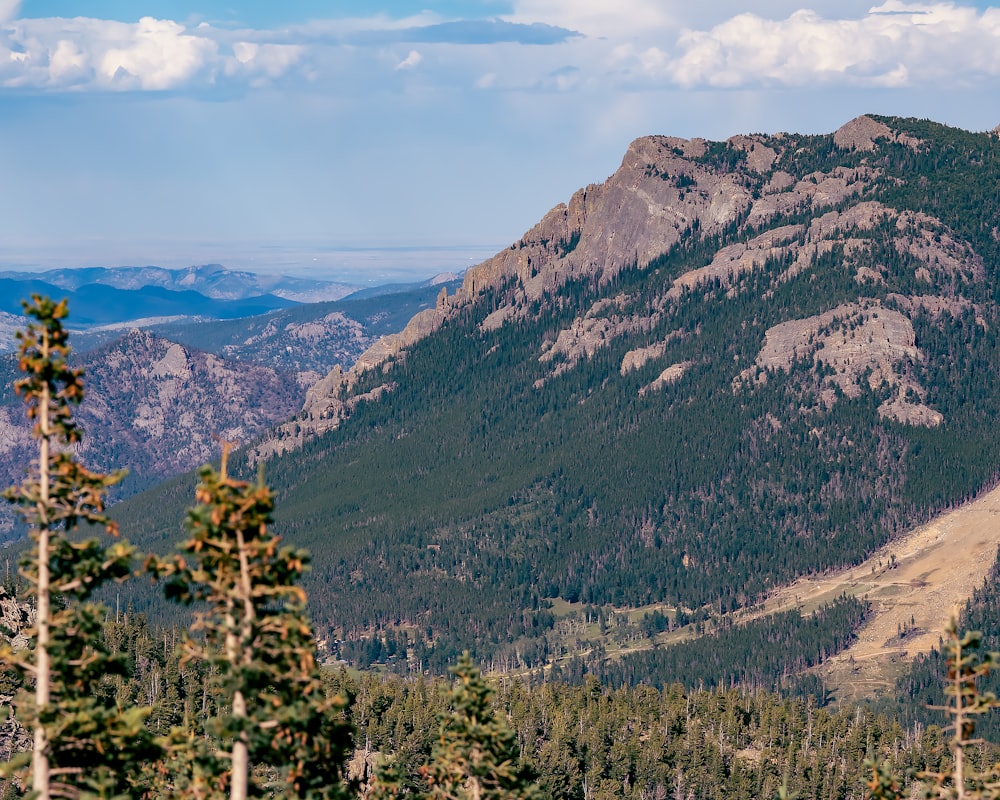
[260,115,977,452]
[112,114,1000,674]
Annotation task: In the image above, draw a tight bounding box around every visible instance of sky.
[1,1,999,283]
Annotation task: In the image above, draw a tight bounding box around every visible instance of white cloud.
[98,18,217,90]
[0,14,307,92]
[0,0,19,24]
[0,2,998,98]
[507,0,678,38]
[663,3,1000,88]
[395,49,423,70]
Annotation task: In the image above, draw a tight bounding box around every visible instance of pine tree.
[147,447,353,800]
[920,621,1000,800]
[372,653,540,800]
[868,619,1000,800]
[0,295,158,799]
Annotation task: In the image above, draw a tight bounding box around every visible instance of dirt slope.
[738,483,1000,703]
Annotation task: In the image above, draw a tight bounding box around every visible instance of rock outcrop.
[281,116,982,451]
[737,300,942,427]
[834,114,923,152]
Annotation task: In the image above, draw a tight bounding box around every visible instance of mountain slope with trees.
[114,115,1000,673]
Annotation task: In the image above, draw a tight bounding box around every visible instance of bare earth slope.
[741,483,1000,702]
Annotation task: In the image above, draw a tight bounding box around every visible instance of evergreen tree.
[0,295,158,799]
[869,620,1000,800]
[148,447,353,800]
[372,653,540,800]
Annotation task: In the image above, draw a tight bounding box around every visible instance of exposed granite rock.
[464,134,754,310]
[834,115,923,152]
[727,135,777,173]
[746,167,876,228]
[528,194,977,391]
[639,361,692,396]
[621,342,669,375]
[737,300,941,426]
[834,115,895,151]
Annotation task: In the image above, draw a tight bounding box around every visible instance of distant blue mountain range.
[0,264,357,303]
[0,277,298,325]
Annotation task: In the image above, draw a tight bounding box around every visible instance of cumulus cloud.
[663,3,1000,88]
[0,14,306,92]
[0,0,19,24]
[1,2,998,96]
[98,18,217,90]
[395,49,423,70]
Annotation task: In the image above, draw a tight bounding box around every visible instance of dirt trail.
[740,484,1000,703]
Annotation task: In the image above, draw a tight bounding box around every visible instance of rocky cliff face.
[279,115,980,451]
[0,330,302,536]
[111,115,1000,666]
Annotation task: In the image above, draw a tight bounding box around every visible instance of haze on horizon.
[1,0,999,283]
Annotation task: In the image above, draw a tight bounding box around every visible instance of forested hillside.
[114,115,1000,674]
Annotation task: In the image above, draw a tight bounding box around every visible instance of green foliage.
[147,454,353,799]
[370,654,539,800]
[0,295,158,799]
[561,595,868,697]
[353,666,926,800]
[423,654,540,800]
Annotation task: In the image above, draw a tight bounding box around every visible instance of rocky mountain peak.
[274,115,993,456]
[834,114,924,152]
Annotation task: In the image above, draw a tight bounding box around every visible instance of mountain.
[0,278,297,336]
[0,330,303,539]
[112,115,1000,673]
[62,277,462,387]
[0,264,356,303]
[0,278,464,542]
[0,263,365,352]
[341,272,461,300]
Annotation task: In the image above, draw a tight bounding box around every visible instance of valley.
[103,115,1000,694]
[5,113,1000,800]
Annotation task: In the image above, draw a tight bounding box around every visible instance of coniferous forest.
[5,115,1000,798]
[0,295,999,800]
[105,117,1000,674]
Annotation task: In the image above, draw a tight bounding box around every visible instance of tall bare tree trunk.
[225,597,248,800]
[33,334,51,800]
[229,525,255,800]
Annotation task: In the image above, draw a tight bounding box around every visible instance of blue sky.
[2,1,1000,282]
